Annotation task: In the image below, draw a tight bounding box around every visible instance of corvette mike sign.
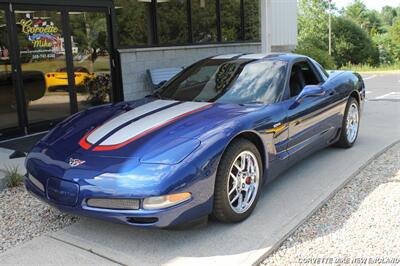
[19,13,62,60]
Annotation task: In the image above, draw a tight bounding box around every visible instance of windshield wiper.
[145,90,164,99]
[240,101,265,105]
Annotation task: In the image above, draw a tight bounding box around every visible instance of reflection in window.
[219,60,287,104]
[159,58,287,104]
[192,0,217,43]
[69,11,111,109]
[114,0,261,47]
[243,0,260,41]
[0,10,19,130]
[15,10,71,124]
[115,0,153,46]
[220,0,242,42]
[157,0,188,45]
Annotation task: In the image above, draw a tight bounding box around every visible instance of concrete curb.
[253,139,400,266]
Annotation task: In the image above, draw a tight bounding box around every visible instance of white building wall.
[270,0,298,48]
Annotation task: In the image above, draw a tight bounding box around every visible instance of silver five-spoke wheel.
[346,102,359,143]
[227,151,260,214]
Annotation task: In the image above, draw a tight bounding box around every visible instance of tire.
[335,97,360,148]
[212,138,263,223]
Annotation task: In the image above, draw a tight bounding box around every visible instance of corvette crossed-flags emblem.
[69,158,86,167]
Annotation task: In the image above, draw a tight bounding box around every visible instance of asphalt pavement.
[0,73,399,266]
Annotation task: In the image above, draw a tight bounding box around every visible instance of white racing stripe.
[212,54,242,59]
[239,54,268,59]
[86,100,177,144]
[98,102,211,147]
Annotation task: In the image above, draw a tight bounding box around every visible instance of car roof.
[210,53,306,63]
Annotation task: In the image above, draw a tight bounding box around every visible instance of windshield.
[158,58,287,104]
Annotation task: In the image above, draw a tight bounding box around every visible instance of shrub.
[4,166,23,188]
[294,45,336,69]
[332,17,379,67]
[85,74,111,106]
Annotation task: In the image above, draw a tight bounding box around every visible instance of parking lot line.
[363,75,377,80]
[375,92,400,100]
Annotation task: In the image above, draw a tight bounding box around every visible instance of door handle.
[326,89,335,96]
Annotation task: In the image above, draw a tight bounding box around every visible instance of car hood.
[34,98,264,166]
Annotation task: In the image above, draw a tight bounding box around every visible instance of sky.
[333,0,399,11]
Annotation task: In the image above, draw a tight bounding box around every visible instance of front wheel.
[212,139,263,223]
[335,97,360,148]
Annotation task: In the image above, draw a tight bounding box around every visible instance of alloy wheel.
[346,102,359,143]
[227,150,260,214]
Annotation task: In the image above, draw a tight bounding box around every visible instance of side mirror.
[290,85,325,109]
[295,85,325,103]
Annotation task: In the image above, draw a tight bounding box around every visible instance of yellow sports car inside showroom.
[45,66,95,91]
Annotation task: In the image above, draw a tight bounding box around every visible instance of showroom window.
[114,0,261,48]
[115,0,154,47]
[243,0,260,41]
[220,0,242,42]
[191,0,217,43]
[157,0,189,45]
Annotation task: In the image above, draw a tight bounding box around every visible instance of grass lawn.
[19,56,110,74]
[340,63,400,73]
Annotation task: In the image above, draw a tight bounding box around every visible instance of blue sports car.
[25,53,365,228]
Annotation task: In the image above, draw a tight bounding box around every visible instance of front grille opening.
[86,198,139,210]
[127,217,158,224]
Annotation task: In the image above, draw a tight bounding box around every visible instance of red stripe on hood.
[92,103,212,151]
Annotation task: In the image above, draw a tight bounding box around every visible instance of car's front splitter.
[24,176,213,228]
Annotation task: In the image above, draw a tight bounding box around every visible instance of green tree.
[332,17,379,67]
[297,0,329,50]
[344,0,383,35]
[381,5,397,26]
[373,33,400,64]
[389,19,400,44]
[343,0,368,27]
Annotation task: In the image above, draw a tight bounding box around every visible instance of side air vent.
[127,217,158,224]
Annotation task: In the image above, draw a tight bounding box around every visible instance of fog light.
[86,198,139,210]
[143,192,191,210]
[27,173,44,192]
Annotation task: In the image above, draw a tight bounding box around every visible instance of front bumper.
[24,174,212,228]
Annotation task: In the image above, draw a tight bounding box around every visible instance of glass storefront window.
[1,5,115,137]
[191,0,217,43]
[244,0,260,41]
[15,10,71,125]
[0,9,19,131]
[69,11,111,110]
[157,0,188,45]
[220,0,242,42]
[114,0,261,47]
[115,0,153,47]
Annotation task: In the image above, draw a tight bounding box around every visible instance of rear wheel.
[335,97,360,148]
[212,139,263,223]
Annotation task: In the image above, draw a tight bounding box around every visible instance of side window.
[289,61,320,98]
[310,59,329,79]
